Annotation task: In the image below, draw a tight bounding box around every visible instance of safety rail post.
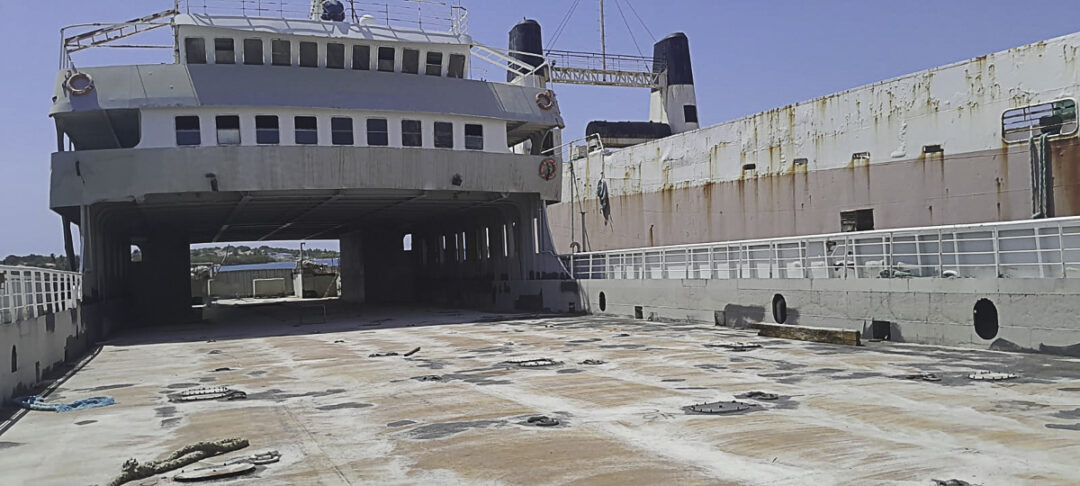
[1035,228,1046,278]
[992,228,1001,278]
[30,270,40,319]
[568,254,574,279]
[937,229,944,277]
[801,240,808,278]
[770,242,777,278]
[1060,223,1067,278]
[588,254,594,280]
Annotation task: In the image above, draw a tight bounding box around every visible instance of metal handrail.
[565,216,1080,281]
[0,266,82,325]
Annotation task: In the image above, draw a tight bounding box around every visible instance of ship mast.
[599,0,607,79]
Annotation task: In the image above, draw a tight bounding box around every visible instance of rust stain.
[1052,138,1080,216]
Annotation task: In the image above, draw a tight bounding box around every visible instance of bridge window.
[299,41,318,67]
[377,47,395,72]
[352,45,370,70]
[184,38,206,64]
[175,116,201,146]
[448,54,465,78]
[402,120,422,147]
[684,104,698,123]
[214,38,235,64]
[216,115,241,145]
[1002,99,1078,143]
[295,116,318,144]
[367,118,388,146]
[434,122,453,148]
[326,43,345,69]
[271,39,291,66]
[465,124,484,150]
[255,115,279,144]
[243,38,263,65]
[402,49,420,74]
[331,117,353,145]
[426,52,443,76]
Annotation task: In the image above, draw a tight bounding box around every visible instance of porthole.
[973,298,999,340]
[772,294,788,324]
[598,291,607,312]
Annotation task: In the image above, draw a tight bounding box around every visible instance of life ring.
[539,158,558,180]
[66,72,94,96]
[535,90,554,110]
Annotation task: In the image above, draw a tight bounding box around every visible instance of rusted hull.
[549,139,1080,251]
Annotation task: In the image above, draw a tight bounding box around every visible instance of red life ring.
[539,158,558,180]
[535,90,554,110]
[65,72,94,96]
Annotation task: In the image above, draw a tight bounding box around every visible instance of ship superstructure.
[49,0,572,323]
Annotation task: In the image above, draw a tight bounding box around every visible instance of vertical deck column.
[339,231,365,304]
[137,231,192,325]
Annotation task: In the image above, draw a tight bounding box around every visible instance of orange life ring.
[535,90,554,110]
[66,72,94,96]
[539,158,558,180]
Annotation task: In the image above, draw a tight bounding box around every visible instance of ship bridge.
[48,1,578,326]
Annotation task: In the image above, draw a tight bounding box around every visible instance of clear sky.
[2,0,1079,255]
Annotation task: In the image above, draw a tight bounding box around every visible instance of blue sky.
[2,0,1080,255]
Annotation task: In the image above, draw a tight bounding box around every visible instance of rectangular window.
[367,118,388,146]
[331,117,353,145]
[352,45,370,70]
[243,38,263,65]
[434,122,453,148]
[326,43,345,69]
[401,119,422,147]
[840,209,874,232]
[377,47,395,72]
[1002,99,1078,143]
[215,115,240,145]
[425,51,443,76]
[299,41,318,67]
[447,53,466,78]
[214,38,235,64]
[464,124,483,150]
[271,40,291,66]
[255,115,279,144]
[402,49,419,74]
[294,116,318,144]
[683,104,698,123]
[175,116,201,146]
[184,38,206,64]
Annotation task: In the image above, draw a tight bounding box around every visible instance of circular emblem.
[539,158,558,180]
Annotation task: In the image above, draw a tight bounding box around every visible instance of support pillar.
[340,231,365,304]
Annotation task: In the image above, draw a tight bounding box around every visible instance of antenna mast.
[599,0,607,80]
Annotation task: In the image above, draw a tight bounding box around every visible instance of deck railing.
[563,216,1080,281]
[177,0,468,34]
[0,266,82,325]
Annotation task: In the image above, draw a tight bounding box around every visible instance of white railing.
[177,0,468,34]
[0,266,82,325]
[563,216,1080,281]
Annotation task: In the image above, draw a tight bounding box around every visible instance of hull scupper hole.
[598,291,607,311]
[772,294,787,324]
[973,298,999,340]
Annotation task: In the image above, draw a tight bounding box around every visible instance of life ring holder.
[539,158,558,180]
[66,72,94,96]
[535,90,554,110]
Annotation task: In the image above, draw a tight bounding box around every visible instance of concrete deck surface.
[2,303,1079,485]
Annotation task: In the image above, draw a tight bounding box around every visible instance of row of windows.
[184,37,467,78]
[175,115,484,149]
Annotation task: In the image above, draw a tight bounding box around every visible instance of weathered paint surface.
[552,32,1080,251]
[3,305,1079,485]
